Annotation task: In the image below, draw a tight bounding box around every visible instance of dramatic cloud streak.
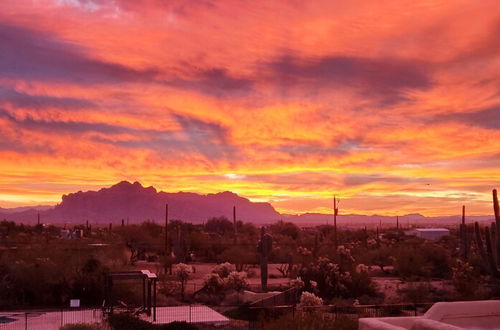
[0,0,499,216]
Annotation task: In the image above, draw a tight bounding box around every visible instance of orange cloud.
[0,0,499,216]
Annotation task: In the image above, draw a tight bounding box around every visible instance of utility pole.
[165,204,169,256]
[233,206,238,245]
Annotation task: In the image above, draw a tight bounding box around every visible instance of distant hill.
[282,212,494,228]
[0,181,280,224]
[0,181,495,226]
[0,205,53,214]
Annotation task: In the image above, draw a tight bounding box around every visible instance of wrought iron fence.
[246,302,434,329]
[0,302,434,329]
[0,308,103,330]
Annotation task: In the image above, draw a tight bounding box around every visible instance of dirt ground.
[133,261,453,303]
[133,261,291,294]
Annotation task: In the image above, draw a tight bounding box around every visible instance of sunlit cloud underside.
[0,0,499,216]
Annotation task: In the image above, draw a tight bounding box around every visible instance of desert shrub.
[199,273,226,304]
[174,263,192,300]
[299,257,380,301]
[394,241,451,280]
[290,277,305,291]
[226,271,249,293]
[345,267,379,298]
[298,292,323,308]
[452,259,479,297]
[212,262,233,278]
[204,273,225,294]
[270,221,301,240]
[365,246,394,273]
[394,247,431,279]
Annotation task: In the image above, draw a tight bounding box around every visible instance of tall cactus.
[494,189,500,263]
[257,227,273,291]
[333,196,339,248]
[473,189,500,278]
[460,205,468,260]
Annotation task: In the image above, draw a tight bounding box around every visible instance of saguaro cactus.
[257,227,273,291]
[473,189,500,277]
[460,205,469,260]
[333,196,339,248]
[494,189,500,262]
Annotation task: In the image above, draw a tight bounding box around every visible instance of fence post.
[189,304,192,323]
[61,308,64,327]
[414,304,417,316]
[24,312,27,330]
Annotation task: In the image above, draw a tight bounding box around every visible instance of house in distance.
[405,228,450,240]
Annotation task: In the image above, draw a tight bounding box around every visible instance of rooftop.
[359,300,500,330]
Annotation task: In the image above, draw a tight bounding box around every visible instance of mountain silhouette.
[0,181,495,226]
[0,181,279,224]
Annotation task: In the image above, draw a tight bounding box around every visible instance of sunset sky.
[1,0,499,216]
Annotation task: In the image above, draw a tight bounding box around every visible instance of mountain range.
[0,181,496,226]
[0,181,279,224]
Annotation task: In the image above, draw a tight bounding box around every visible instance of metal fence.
[249,288,298,308]
[0,303,434,330]
[246,303,434,329]
[0,306,248,330]
[0,308,103,330]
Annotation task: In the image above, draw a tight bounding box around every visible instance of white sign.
[70,299,80,308]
